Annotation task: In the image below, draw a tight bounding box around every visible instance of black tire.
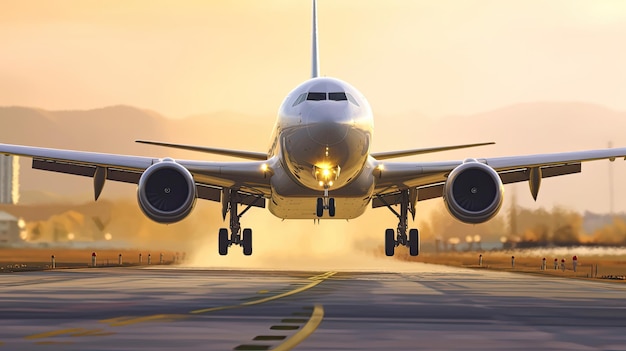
[409,228,419,256]
[316,198,324,217]
[385,228,395,256]
[328,198,336,217]
[218,228,229,255]
[242,228,253,256]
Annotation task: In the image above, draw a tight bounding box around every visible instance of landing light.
[377,164,385,171]
[319,181,324,186]
[261,164,269,172]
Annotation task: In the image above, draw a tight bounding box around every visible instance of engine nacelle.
[137,159,197,223]
[443,160,504,224]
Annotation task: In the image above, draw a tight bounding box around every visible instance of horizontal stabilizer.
[371,142,495,160]
[136,140,267,161]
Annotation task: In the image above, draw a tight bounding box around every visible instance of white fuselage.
[267,77,377,219]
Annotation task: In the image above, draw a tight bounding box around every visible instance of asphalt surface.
[0,263,625,350]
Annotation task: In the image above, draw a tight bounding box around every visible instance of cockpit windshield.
[328,92,347,101]
[293,91,359,106]
[306,92,326,101]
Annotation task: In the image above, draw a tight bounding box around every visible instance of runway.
[1,263,625,350]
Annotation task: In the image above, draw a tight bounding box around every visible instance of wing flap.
[196,185,222,202]
[33,159,143,184]
[373,162,583,207]
[498,163,581,184]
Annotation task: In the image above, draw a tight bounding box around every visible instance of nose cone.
[304,104,350,145]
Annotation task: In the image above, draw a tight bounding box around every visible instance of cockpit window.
[328,92,347,101]
[307,92,326,101]
[346,93,360,106]
[292,93,307,106]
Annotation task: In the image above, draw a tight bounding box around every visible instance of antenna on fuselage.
[311,0,320,78]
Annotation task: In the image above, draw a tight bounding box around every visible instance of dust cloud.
[182,206,429,272]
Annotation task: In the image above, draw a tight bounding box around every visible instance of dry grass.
[0,248,180,272]
[397,250,626,282]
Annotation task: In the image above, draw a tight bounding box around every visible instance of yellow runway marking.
[272,304,324,351]
[106,314,187,327]
[25,328,86,340]
[35,341,74,345]
[190,304,239,314]
[70,329,115,337]
[241,278,327,306]
[192,271,336,314]
[308,271,336,280]
[24,271,335,342]
[99,316,132,325]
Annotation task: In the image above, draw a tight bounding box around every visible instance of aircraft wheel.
[218,228,229,255]
[242,228,253,256]
[316,198,324,217]
[385,228,395,256]
[328,198,336,217]
[409,228,419,256]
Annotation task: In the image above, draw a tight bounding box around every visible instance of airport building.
[0,211,19,244]
[0,155,19,204]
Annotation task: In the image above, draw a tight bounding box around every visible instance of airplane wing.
[370,142,494,160]
[372,147,626,205]
[0,143,271,203]
[135,140,268,160]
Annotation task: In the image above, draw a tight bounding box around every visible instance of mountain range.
[1,102,625,214]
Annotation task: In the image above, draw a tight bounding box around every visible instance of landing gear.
[218,228,228,255]
[379,189,420,257]
[218,189,261,256]
[316,198,324,217]
[242,228,252,256]
[385,228,395,256]
[409,228,419,256]
[316,188,336,217]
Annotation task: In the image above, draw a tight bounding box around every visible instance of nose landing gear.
[316,188,336,217]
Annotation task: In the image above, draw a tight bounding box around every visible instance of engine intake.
[443,160,504,224]
[137,159,197,223]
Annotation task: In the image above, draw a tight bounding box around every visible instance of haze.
[2,1,626,119]
[3,1,626,261]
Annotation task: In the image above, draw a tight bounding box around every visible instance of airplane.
[2,0,626,257]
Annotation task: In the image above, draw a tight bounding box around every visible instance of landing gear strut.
[378,189,420,257]
[218,189,260,256]
[316,188,336,217]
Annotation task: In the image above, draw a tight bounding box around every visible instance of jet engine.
[443,160,504,224]
[137,159,197,223]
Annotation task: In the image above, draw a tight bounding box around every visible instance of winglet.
[311,0,320,78]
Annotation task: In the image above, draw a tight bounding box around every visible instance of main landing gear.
[218,189,259,256]
[378,189,420,257]
[316,188,336,217]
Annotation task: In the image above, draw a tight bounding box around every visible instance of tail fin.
[311,0,320,78]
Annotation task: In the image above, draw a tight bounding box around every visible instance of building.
[0,155,19,204]
[0,211,20,244]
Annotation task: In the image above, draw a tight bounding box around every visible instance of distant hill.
[2,102,625,213]
[0,105,272,203]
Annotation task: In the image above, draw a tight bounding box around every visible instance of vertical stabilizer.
[311,0,320,78]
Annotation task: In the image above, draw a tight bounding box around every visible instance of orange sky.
[2,0,626,119]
